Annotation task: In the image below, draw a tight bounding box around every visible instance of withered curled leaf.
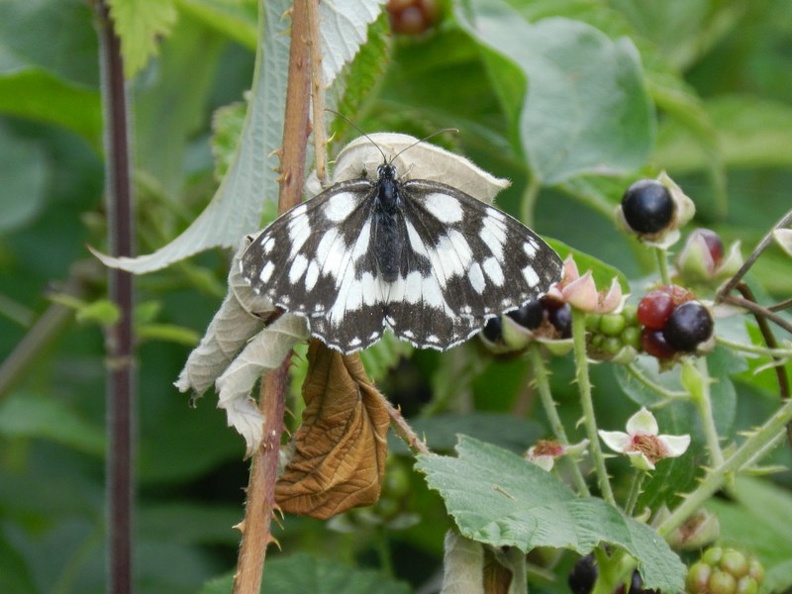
[275,341,390,519]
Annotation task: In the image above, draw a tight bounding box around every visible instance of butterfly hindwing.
[379,179,563,348]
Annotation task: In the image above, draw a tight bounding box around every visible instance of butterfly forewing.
[240,161,563,353]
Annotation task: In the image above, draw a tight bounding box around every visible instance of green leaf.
[97,0,291,273]
[107,0,178,79]
[177,0,257,50]
[416,436,685,592]
[0,535,36,594]
[657,95,792,172]
[0,124,48,232]
[548,239,630,292]
[196,553,412,594]
[211,101,247,181]
[0,392,105,456]
[456,0,654,185]
[390,413,543,454]
[0,70,102,150]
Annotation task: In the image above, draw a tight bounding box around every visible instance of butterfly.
[240,138,563,354]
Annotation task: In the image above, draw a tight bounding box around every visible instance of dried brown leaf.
[275,341,390,519]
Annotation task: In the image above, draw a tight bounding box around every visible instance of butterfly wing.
[381,179,563,349]
[240,179,394,351]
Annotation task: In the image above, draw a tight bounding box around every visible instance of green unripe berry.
[686,562,711,593]
[621,326,641,350]
[702,546,724,565]
[602,336,622,355]
[600,313,626,336]
[748,558,764,583]
[735,576,758,594]
[720,549,749,579]
[586,314,602,332]
[709,570,736,594]
[622,305,637,324]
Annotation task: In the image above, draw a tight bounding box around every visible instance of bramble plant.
[1,1,791,594]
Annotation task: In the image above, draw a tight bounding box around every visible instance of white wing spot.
[423,192,464,224]
[405,221,430,258]
[482,257,504,286]
[425,335,441,344]
[259,261,275,283]
[324,192,358,222]
[523,240,538,258]
[289,254,308,283]
[523,265,540,287]
[262,236,276,255]
[351,219,371,261]
[288,213,311,259]
[468,262,486,294]
[348,336,362,348]
[305,260,320,291]
[480,216,507,261]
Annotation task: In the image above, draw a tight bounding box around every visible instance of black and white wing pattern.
[240,163,563,353]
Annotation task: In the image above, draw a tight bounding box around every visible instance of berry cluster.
[586,305,641,360]
[686,547,764,594]
[482,296,572,347]
[637,285,714,360]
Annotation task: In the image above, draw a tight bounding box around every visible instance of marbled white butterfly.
[240,136,563,354]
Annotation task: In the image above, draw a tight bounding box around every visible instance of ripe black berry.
[507,298,544,330]
[568,553,597,594]
[621,179,675,234]
[545,301,572,338]
[482,316,503,343]
[662,301,713,353]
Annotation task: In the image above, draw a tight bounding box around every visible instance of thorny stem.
[687,358,724,469]
[381,394,431,456]
[715,209,792,302]
[656,395,792,537]
[233,0,313,592]
[528,345,590,495]
[624,362,689,403]
[715,335,792,358]
[96,3,136,594]
[571,309,615,505]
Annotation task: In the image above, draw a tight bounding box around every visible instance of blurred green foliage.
[1,0,791,593]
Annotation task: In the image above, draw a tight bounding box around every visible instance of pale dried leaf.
[275,343,390,519]
[306,133,510,204]
[174,237,274,397]
[440,530,485,594]
[216,314,309,455]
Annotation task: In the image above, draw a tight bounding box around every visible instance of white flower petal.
[530,455,555,472]
[626,407,658,436]
[659,433,691,458]
[598,430,630,453]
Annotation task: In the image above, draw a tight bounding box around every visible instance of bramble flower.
[546,256,623,314]
[676,228,743,284]
[598,407,690,471]
[525,438,589,471]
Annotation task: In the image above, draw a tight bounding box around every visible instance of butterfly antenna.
[325,109,388,163]
[390,127,459,163]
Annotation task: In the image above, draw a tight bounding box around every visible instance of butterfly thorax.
[372,163,406,282]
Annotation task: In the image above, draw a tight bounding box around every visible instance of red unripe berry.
[637,290,675,330]
[640,327,676,360]
[696,228,724,267]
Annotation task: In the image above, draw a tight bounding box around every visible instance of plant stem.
[624,471,646,517]
[624,362,689,402]
[520,175,541,226]
[528,345,590,495]
[656,395,792,537]
[687,358,724,468]
[715,335,792,358]
[654,246,671,285]
[96,3,136,594]
[571,309,615,505]
[233,0,312,590]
